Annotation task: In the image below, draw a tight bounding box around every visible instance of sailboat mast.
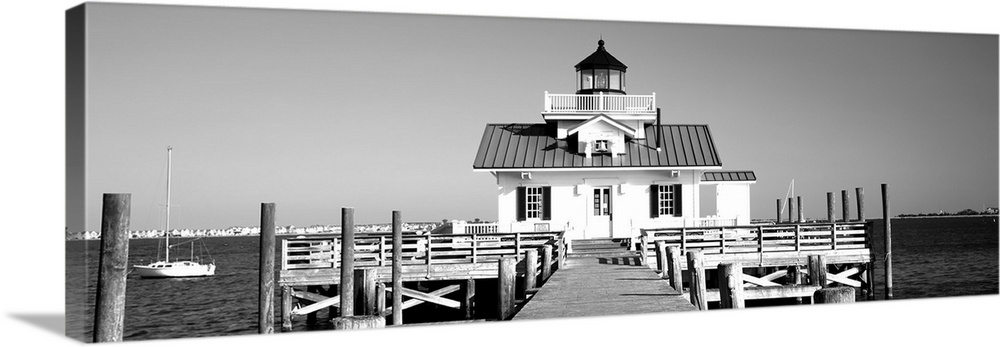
[165,146,172,263]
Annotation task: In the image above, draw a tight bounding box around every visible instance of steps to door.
[569,238,635,258]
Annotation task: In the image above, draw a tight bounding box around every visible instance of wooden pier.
[276,219,569,328]
[513,244,696,320]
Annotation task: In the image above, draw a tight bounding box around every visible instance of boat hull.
[134,262,216,278]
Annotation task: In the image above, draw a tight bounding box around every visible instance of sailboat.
[133,146,217,278]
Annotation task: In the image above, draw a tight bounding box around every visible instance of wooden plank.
[827,267,861,287]
[701,285,821,302]
[742,273,781,287]
[293,293,341,315]
[388,285,461,309]
[512,256,695,320]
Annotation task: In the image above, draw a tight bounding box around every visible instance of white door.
[587,187,613,238]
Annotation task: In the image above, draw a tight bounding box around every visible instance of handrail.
[282,231,567,270]
[638,222,869,259]
[543,92,656,114]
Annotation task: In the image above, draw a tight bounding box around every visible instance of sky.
[68,3,997,232]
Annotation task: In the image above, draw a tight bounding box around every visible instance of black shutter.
[673,184,683,217]
[516,186,526,221]
[649,184,659,218]
[542,186,552,221]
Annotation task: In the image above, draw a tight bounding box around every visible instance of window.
[595,69,609,89]
[610,70,621,90]
[650,184,683,218]
[517,186,551,221]
[658,185,674,216]
[580,70,594,90]
[526,186,543,219]
[594,140,610,152]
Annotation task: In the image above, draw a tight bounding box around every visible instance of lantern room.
[575,39,627,95]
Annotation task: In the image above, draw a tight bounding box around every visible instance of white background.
[1,1,996,346]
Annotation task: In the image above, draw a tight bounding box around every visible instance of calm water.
[65,217,998,342]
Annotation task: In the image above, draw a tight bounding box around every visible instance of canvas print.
[65,2,999,343]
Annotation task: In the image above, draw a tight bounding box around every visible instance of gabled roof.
[566,114,637,137]
[702,171,757,182]
[473,123,722,170]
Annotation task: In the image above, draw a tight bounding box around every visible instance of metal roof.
[574,39,627,71]
[473,123,722,170]
[701,171,757,182]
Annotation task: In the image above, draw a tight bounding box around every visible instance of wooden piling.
[788,266,803,304]
[638,234,649,266]
[797,196,803,223]
[814,287,855,304]
[331,316,386,330]
[463,279,475,320]
[305,286,318,326]
[376,282,386,316]
[882,183,893,300]
[856,187,865,222]
[666,246,683,292]
[340,207,355,317]
[94,193,130,343]
[655,241,668,276]
[788,197,794,224]
[827,192,835,222]
[498,256,517,320]
[776,198,782,223]
[808,255,827,288]
[686,251,708,310]
[281,286,293,332]
[842,190,850,222]
[391,210,403,325]
[557,238,566,270]
[354,268,377,315]
[718,263,745,309]
[258,202,276,334]
[524,249,538,295]
[541,245,553,282]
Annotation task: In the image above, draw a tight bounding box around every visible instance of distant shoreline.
[896,214,998,219]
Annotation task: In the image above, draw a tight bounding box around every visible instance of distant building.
[474,40,756,241]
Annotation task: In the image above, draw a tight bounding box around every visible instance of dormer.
[567,114,637,158]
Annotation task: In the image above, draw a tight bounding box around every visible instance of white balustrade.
[544,92,656,114]
[452,222,499,234]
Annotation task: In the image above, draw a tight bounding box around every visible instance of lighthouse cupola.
[575,39,627,95]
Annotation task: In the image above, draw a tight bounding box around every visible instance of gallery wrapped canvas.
[8,1,999,346]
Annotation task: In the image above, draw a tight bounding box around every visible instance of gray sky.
[73,3,997,231]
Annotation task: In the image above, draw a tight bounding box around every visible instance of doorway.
[589,186,613,238]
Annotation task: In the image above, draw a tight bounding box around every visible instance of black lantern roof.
[574,39,627,71]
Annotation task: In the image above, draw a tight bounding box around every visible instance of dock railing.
[639,222,871,268]
[282,230,567,271]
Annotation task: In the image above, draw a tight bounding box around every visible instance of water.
[65,217,998,342]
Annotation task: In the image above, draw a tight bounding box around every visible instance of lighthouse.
[473,40,756,241]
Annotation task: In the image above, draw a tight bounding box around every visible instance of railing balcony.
[544,92,656,115]
[452,221,500,234]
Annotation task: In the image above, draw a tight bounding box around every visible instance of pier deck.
[513,254,696,320]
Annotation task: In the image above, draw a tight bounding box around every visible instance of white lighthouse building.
[473,40,756,241]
